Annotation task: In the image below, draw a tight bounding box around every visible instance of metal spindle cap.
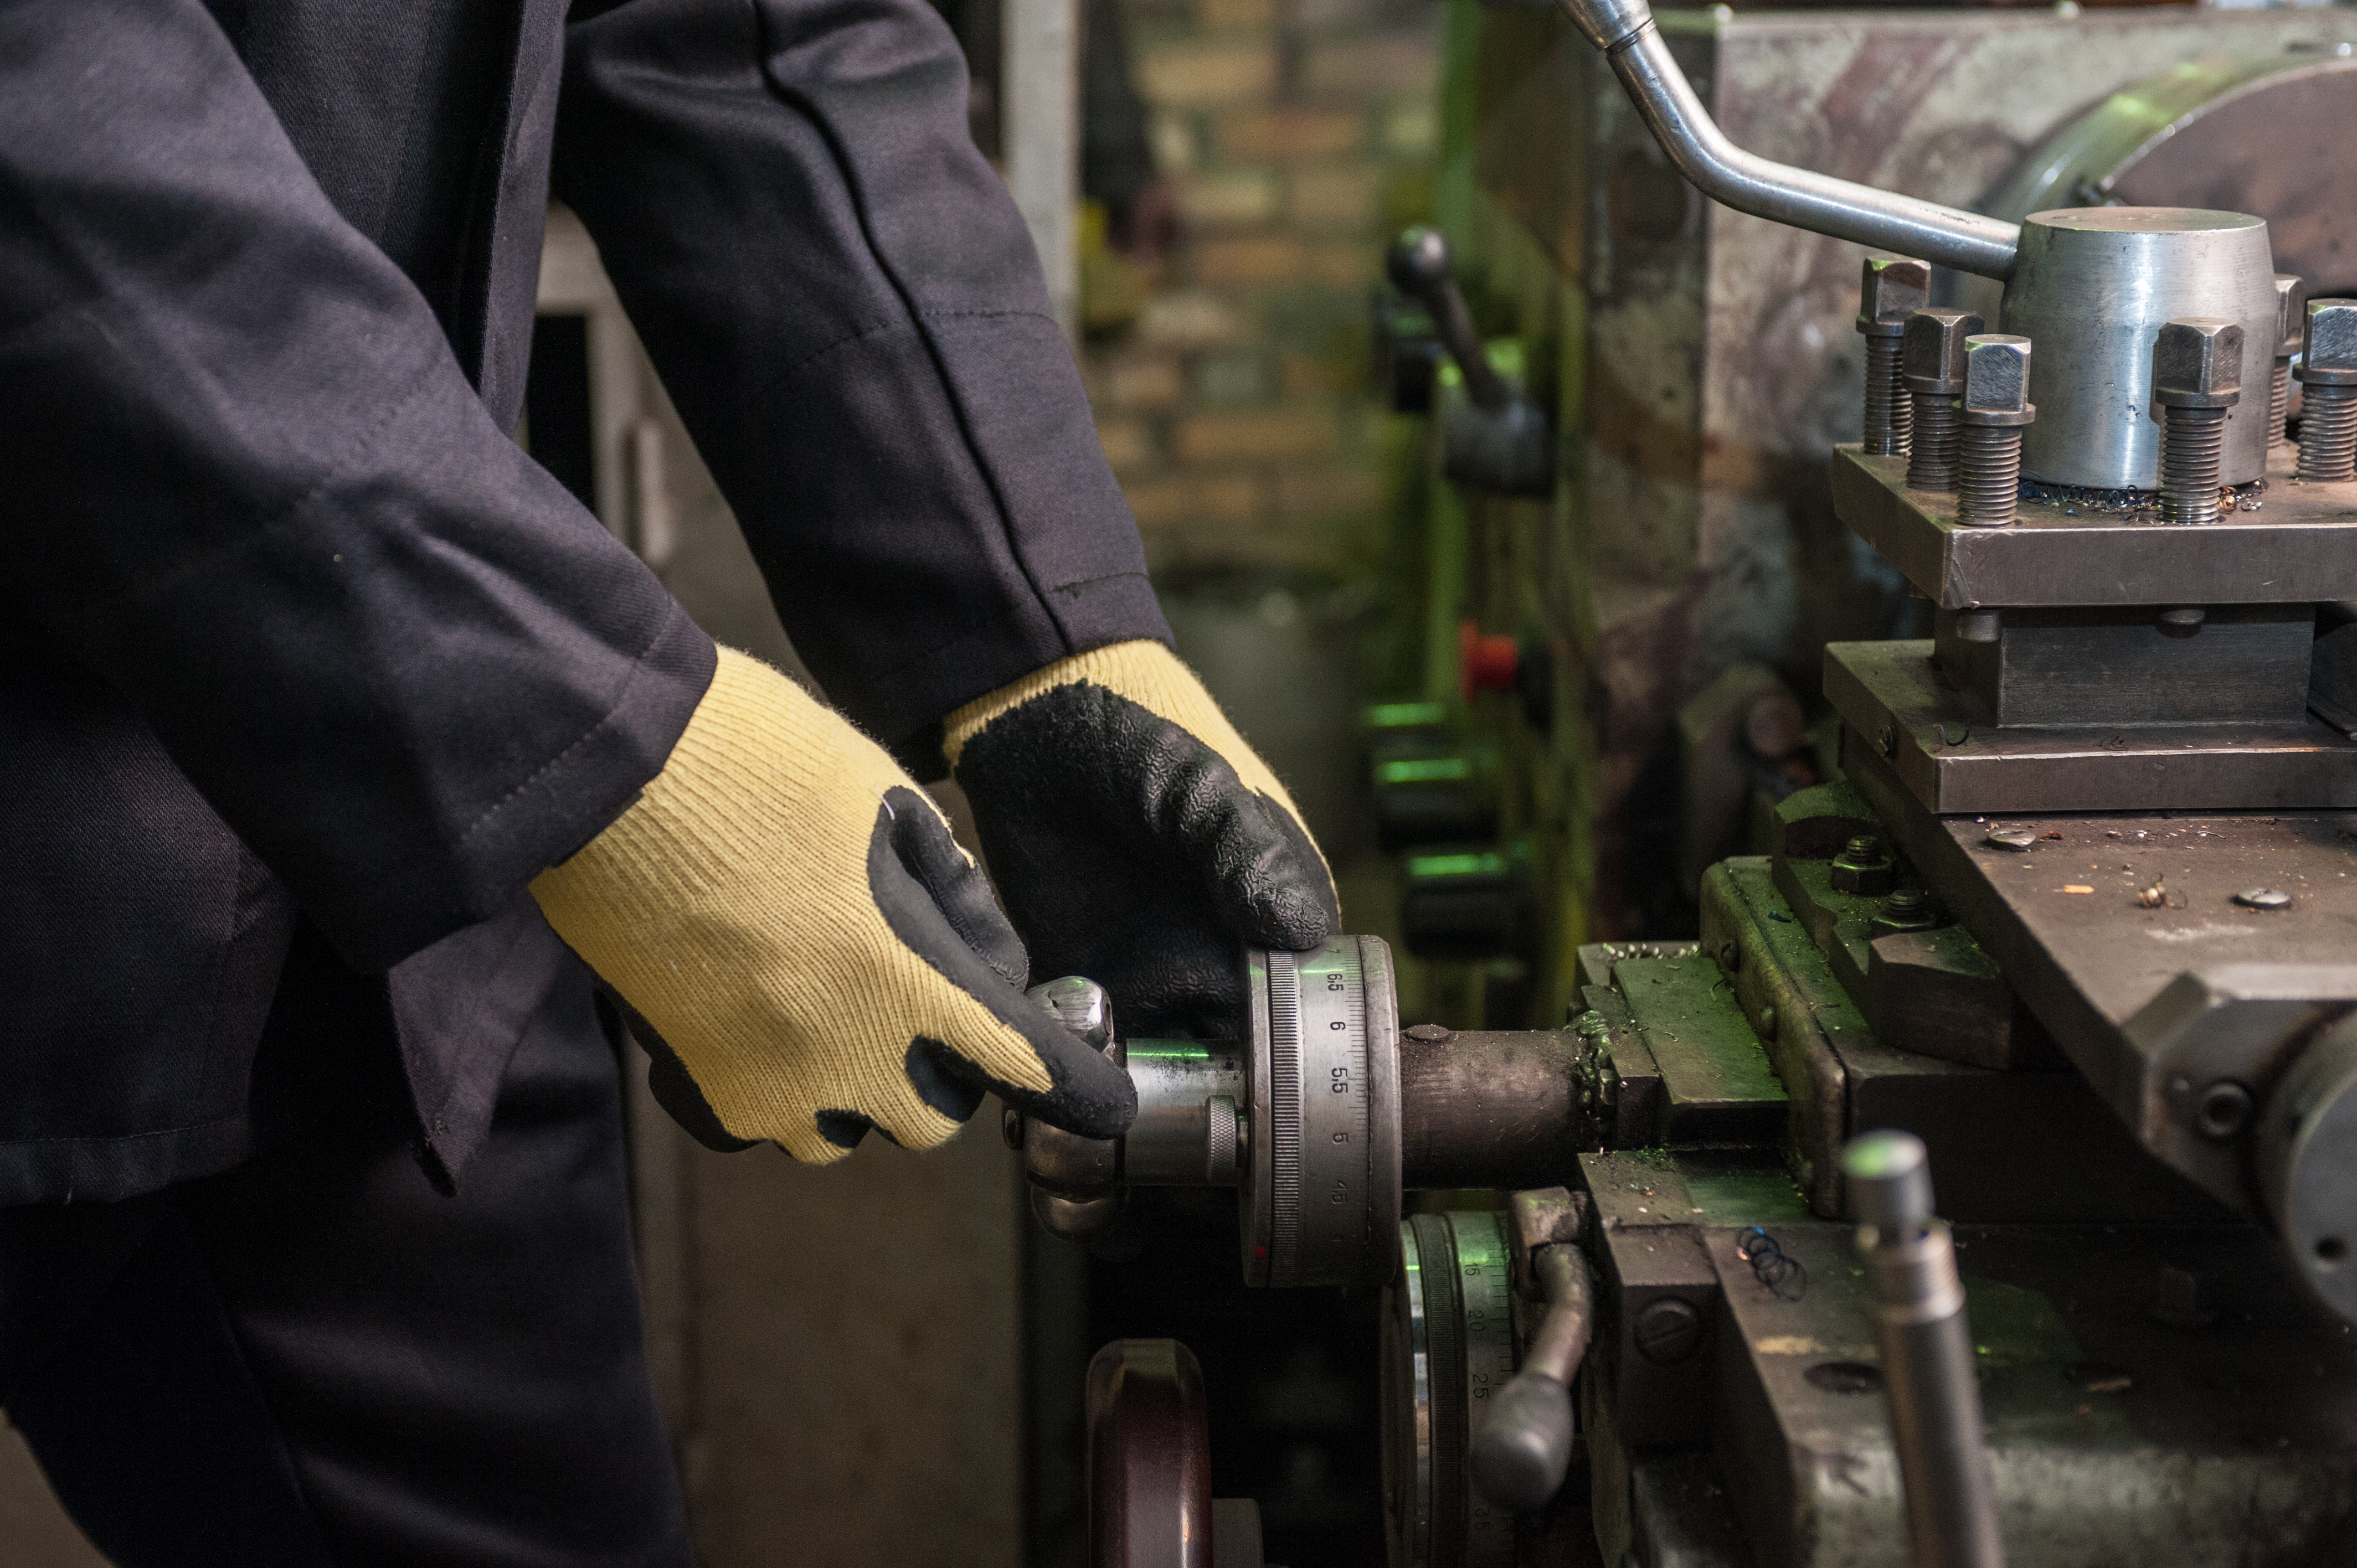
[1845,1129,1935,1234]
[1028,975,1113,1048]
[1386,225,1452,298]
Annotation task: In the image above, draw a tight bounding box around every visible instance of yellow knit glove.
[944,640,1336,1038]
[531,648,1135,1162]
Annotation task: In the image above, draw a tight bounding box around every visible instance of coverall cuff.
[333,602,719,971]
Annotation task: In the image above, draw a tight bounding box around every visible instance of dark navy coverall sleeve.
[555,0,1169,755]
[0,0,1167,973]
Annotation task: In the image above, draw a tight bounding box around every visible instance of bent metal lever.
[1555,0,2020,280]
[1469,1240,1594,1512]
[1383,226,1554,496]
[1386,226,1514,412]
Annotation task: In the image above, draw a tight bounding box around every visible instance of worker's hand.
[529,648,1135,1161]
[945,641,1337,1037]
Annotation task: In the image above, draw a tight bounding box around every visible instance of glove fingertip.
[1241,885,1336,951]
[1024,1034,1139,1141]
[1208,842,1339,952]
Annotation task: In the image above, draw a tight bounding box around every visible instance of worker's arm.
[2,0,1133,1148]
[555,0,1335,1036]
[553,0,1171,764]
[0,0,711,969]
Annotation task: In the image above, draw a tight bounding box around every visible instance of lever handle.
[1469,1242,1594,1512]
[1554,0,2019,280]
[1386,226,1512,412]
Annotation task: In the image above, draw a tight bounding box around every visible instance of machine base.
[1824,639,2357,816]
[1830,444,2357,609]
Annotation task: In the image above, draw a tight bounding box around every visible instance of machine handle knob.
[1032,974,1114,1048]
[1385,226,1512,412]
[1469,1373,1573,1512]
[1020,976,1125,1205]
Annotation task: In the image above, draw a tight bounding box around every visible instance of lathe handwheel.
[1241,934,1403,1289]
[1381,1211,1518,1568]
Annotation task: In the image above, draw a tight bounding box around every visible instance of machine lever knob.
[1385,226,1512,412]
[1469,1242,1594,1512]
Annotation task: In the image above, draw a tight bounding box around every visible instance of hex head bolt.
[1956,335,2033,527]
[2297,298,2357,483]
[2152,319,2242,525]
[1857,257,1931,456]
[2272,275,2306,447]
[1902,307,1984,492]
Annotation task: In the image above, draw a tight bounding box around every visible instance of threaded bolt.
[2298,298,2357,482]
[1958,425,2021,525]
[1864,337,1910,456]
[2159,408,2230,524]
[2151,318,2242,524]
[2273,275,2305,449]
[1957,334,2033,528]
[1902,307,1983,492]
[1857,257,1929,457]
[2304,386,2357,482]
[1909,391,1960,490]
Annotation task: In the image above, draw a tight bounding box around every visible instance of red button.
[1459,619,1520,703]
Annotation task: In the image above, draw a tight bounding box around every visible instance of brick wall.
[1087,0,1440,572]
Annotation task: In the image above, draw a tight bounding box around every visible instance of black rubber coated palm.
[953,683,1337,1039]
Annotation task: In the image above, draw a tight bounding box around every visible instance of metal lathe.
[1018,5,2357,1564]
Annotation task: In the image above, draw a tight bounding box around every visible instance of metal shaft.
[1955,424,2020,527]
[2160,406,2229,523]
[2300,383,2357,482]
[1864,336,1911,456]
[1558,0,2020,280]
[1907,392,1962,492]
[1398,1029,1592,1189]
[2272,360,2293,447]
[1847,1132,2005,1568]
[1865,1222,2005,1568]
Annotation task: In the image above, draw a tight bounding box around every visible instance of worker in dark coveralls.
[0,2,1335,1561]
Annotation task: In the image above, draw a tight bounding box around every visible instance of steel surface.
[2005,210,2276,489]
[1840,733,2357,1215]
[1614,952,1790,1144]
[1707,1220,2357,1565]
